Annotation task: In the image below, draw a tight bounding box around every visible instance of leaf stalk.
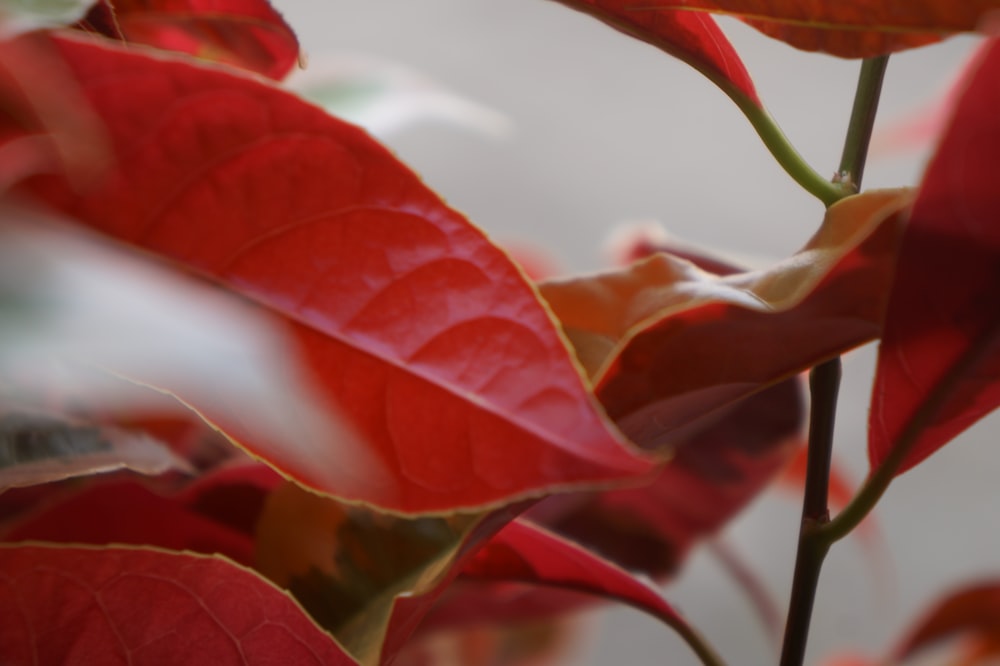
[778,54,890,666]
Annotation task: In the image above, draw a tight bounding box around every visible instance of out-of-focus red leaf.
[872,40,992,157]
[0,32,108,189]
[0,408,191,491]
[0,544,356,664]
[542,377,803,578]
[893,582,1000,663]
[541,189,910,450]
[779,444,865,522]
[1,480,257,565]
[14,34,654,514]
[549,0,760,105]
[617,0,1000,57]
[868,39,1000,476]
[78,0,300,79]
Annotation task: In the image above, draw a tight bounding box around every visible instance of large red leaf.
[616,1,1000,57]
[541,189,910,449]
[868,38,1000,476]
[549,0,760,105]
[0,544,356,664]
[11,33,654,514]
[78,0,300,79]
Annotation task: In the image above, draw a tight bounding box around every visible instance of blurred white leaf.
[0,204,378,483]
[0,0,94,37]
[286,54,512,139]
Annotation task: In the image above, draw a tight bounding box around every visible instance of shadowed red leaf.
[1,480,257,565]
[79,0,300,79]
[0,544,356,664]
[420,519,695,646]
[11,34,654,514]
[540,377,803,578]
[624,0,1000,57]
[868,38,1000,476]
[550,0,760,104]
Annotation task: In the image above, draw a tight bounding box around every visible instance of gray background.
[272,3,996,664]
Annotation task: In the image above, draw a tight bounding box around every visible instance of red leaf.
[613,1,1000,57]
[868,38,1000,476]
[12,34,653,514]
[428,519,691,639]
[0,32,108,188]
[541,377,803,578]
[79,0,300,79]
[549,0,760,105]
[1,480,257,565]
[0,544,355,664]
[893,581,1000,663]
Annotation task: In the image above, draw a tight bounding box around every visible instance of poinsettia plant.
[0,0,998,665]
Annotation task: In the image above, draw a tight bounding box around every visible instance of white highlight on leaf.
[286,54,512,139]
[0,205,381,489]
[0,0,94,38]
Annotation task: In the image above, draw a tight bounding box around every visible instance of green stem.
[835,56,891,192]
[673,618,728,666]
[777,54,890,666]
[821,321,1000,542]
[721,84,847,208]
[778,358,840,666]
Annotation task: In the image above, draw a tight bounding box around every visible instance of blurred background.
[270,2,995,664]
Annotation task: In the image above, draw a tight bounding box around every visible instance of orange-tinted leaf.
[550,0,760,105]
[542,189,910,450]
[13,34,653,514]
[893,582,1000,663]
[79,0,300,79]
[1,480,257,565]
[632,0,1000,57]
[868,38,1000,476]
[0,544,356,664]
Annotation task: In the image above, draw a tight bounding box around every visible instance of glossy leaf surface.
[542,189,910,450]
[0,544,356,664]
[550,0,760,104]
[868,39,1000,475]
[79,0,300,79]
[622,0,1000,57]
[14,34,653,514]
